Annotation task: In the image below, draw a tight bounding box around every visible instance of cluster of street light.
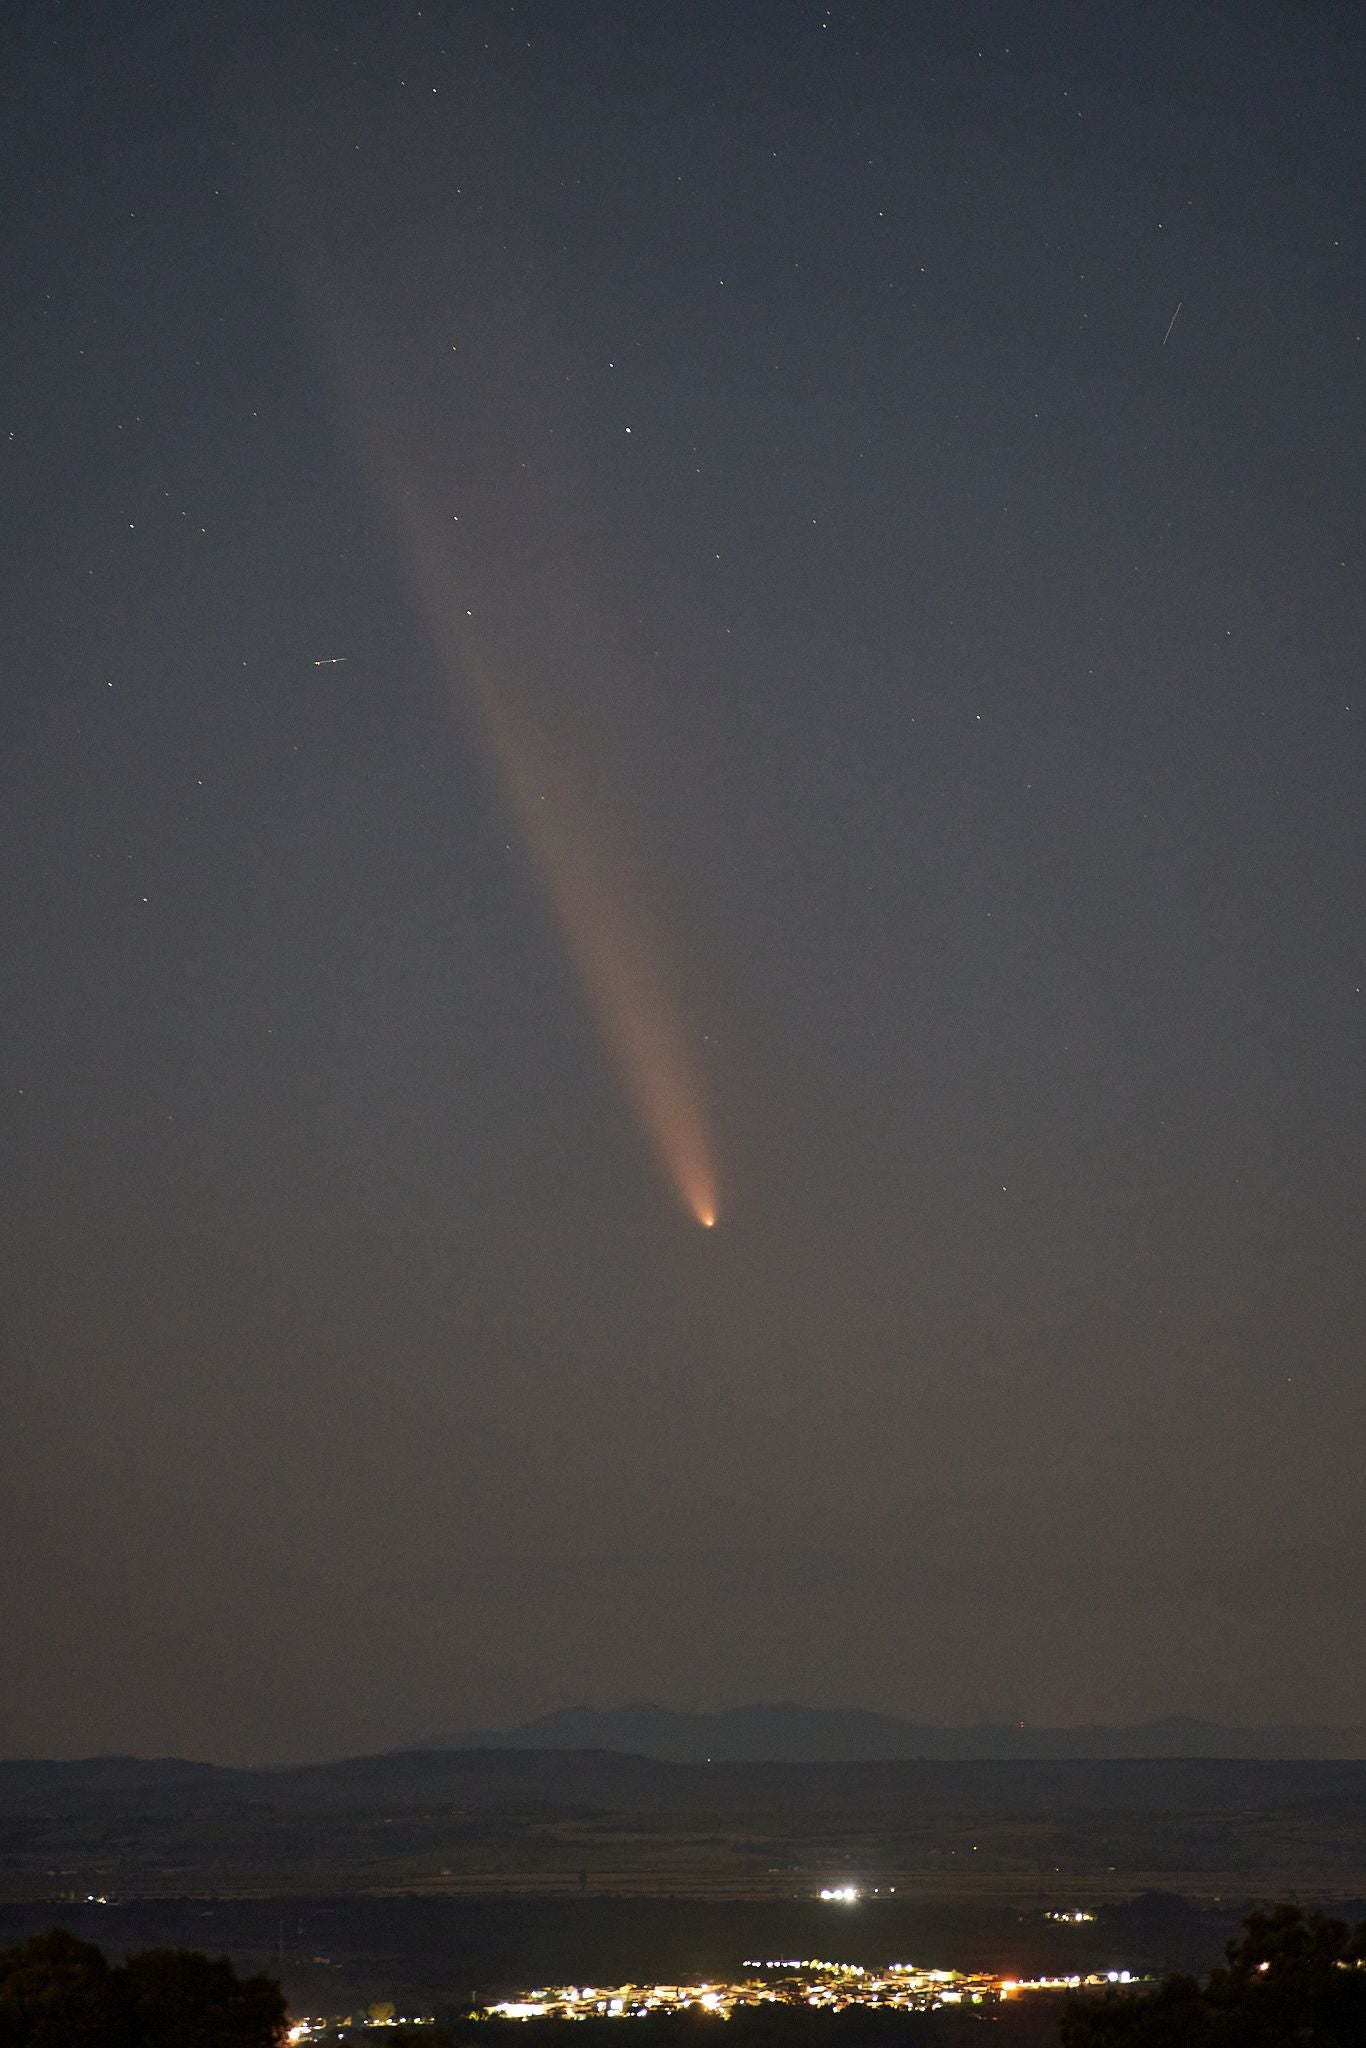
[287,2015,433,2040]
[482,1956,1141,2021]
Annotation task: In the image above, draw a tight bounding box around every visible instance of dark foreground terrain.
[4,1750,1363,2029]
[0,1890,1308,2020]
[4,1750,1366,1898]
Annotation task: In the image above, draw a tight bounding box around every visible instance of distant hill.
[6,1747,1366,1895]
[9,1747,1366,1812]
[416,1702,1366,1762]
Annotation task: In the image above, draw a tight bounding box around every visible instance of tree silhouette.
[0,1929,124,2048]
[1062,1900,1366,2046]
[0,1930,285,2048]
[121,1945,286,2048]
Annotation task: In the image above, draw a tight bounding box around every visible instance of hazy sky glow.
[3,0,1365,1764]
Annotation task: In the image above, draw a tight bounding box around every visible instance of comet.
[459,660,719,1230]
[310,308,719,1227]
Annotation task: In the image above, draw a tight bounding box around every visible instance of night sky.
[4,1,1365,1766]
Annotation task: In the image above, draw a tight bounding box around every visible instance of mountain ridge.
[415,1702,1366,1762]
